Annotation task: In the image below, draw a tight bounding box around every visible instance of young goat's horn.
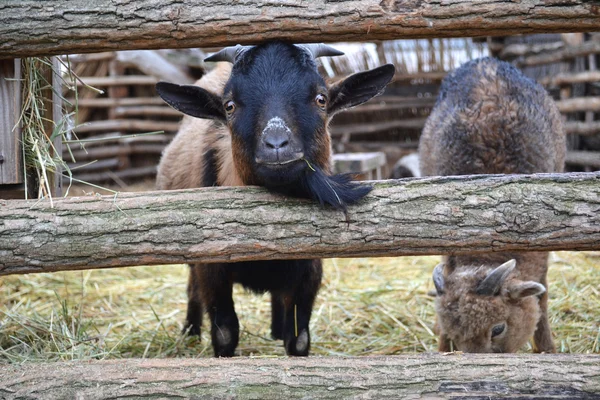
[204,45,253,63]
[476,259,517,296]
[432,263,446,295]
[297,43,344,59]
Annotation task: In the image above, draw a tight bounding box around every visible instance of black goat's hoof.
[284,329,310,356]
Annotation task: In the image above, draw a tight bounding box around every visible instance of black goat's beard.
[269,163,372,211]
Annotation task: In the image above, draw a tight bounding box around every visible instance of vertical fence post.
[0,59,24,199]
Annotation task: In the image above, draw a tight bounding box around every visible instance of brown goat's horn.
[297,43,344,59]
[204,45,253,63]
[432,263,446,295]
[476,259,517,296]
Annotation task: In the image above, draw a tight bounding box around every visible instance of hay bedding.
[1,252,598,362]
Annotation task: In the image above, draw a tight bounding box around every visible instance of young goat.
[156,42,395,357]
[419,57,565,353]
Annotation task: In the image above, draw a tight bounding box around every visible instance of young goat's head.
[433,259,546,353]
[156,42,395,210]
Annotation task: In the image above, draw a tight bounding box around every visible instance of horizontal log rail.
[516,40,600,67]
[541,71,600,87]
[556,97,600,113]
[565,121,600,136]
[1,172,599,276]
[1,354,599,399]
[565,151,600,169]
[73,119,180,134]
[0,1,599,59]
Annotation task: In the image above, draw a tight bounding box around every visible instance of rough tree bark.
[1,172,599,276]
[0,1,599,59]
[1,354,600,399]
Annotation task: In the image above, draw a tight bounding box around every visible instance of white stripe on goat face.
[262,116,292,136]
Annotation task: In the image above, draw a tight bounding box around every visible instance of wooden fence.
[1,1,600,398]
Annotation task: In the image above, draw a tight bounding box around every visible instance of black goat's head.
[156,42,395,210]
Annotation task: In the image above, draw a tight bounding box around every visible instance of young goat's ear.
[327,64,395,115]
[156,82,226,122]
[508,281,546,300]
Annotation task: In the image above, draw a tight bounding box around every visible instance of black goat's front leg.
[199,264,240,357]
[183,264,203,336]
[271,292,285,340]
[282,260,322,356]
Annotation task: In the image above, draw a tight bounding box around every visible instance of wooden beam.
[556,97,600,113]
[516,40,600,67]
[565,121,600,136]
[330,119,426,137]
[1,172,599,276]
[499,41,565,59]
[541,71,600,87]
[1,354,599,399]
[66,97,165,108]
[71,165,157,184]
[74,119,180,134]
[113,106,182,118]
[68,75,158,87]
[0,1,599,59]
[0,59,23,186]
[566,151,600,169]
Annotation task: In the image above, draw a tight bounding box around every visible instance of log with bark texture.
[0,1,599,58]
[1,172,599,276]
[1,354,600,399]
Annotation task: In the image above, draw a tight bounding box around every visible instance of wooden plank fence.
[1,2,600,398]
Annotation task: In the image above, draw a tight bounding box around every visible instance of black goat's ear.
[156,82,226,122]
[327,64,395,115]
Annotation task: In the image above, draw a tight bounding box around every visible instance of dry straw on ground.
[1,252,598,362]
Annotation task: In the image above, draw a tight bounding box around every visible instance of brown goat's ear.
[432,263,446,295]
[156,82,226,122]
[508,281,546,299]
[327,64,395,115]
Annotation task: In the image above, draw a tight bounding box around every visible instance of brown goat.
[419,57,565,353]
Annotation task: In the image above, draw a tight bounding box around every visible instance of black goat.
[155,41,395,356]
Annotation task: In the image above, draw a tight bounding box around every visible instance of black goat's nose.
[263,130,290,150]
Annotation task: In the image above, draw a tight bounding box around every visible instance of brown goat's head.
[156,42,395,210]
[433,259,546,353]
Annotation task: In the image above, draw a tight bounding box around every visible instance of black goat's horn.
[298,43,344,59]
[204,45,253,63]
[476,259,516,296]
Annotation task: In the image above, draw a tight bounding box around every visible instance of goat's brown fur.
[420,57,565,353]
[156,63,244,190]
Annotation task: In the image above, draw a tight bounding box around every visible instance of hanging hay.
[17,56,107,200]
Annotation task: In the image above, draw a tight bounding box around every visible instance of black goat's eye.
[315,94,327,108]
[491,324,505,338]
[224,100,236,115]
